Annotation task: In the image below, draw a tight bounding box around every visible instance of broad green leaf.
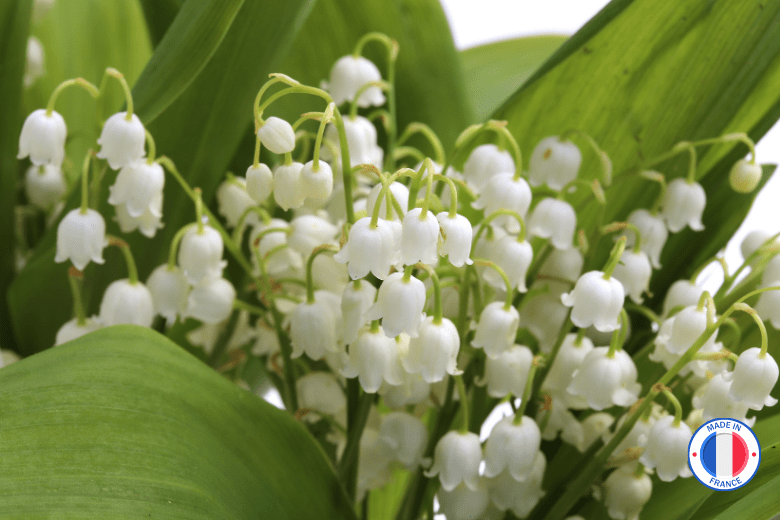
[0,325,357,519]
[8,0,315,356]
[132,0,245,124]
[368,468,412,520]
[710,475,780,520]
[0,0,32,351]
[138,0,183,47]
[461,35,568,122]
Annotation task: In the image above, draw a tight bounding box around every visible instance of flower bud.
[146,264,189,321]
[108,159,165,218]
[178,224,227,284]
[24,36,45,87]
[96,112,146,169]
[567,347,641,410]
[25,163,66,210]
[256,116,295,154]
[54,208,106,271]
[472,301,520,358]
[438,482,489,520]
[612,250,652,304]
[662,178,706,232]
[662,279,704,318]
[483,236,533,292]
[727,347,778,410]
[379,412,428,470]
[246,163,273,203]
[342,327,404,393]
[365,271,426,338]
[300,160,334,200]
[484,415,541,480]
[185,277,236,324]
[425,430,482,491]
[472,172,532,233]
[480,344,533,398]
[325,55,385,107]
[290,291,341,360]
[463,144,515,192]
[55,316,101,346]
[436,212,473,266]
[625,209,668,268]
[604,465,652,520]
[99,279,154,327]
[334,217,398,280]
[272,161,305,210]
[729,159,762,193]
[215,177,256,228]
[639,415,692,481]
[561,271,624,332]
[401,207,439,265]
[402,316,461,383]
[528,198,577,250]
[528,136,582,190]
[18,108,67,166]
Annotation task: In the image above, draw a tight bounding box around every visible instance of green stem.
[338,390,375,500]
[661,386,683,426]
[473,258,514,310]
[349,80,391,118]
[67,268,87,327]
[253,136,262,168]
[602,222,642,254]
[472,209,526,246]
[193,188,205,233]
[607,309,629,358]
[603,236,627,279]
[432,174,459,218]
[454,375,469,432]
[107,235,139,285]
[733,302,769,357]
[397,122,445,165]
[420,159,435,215]
[80,151,94,214]
[232,299,266,316]
[559,129,612,186]
[306,245,338,303]
[515,356,543,420]
[168,223,196,269]
[45,78,99,116]
[145,130,156,164]
[313,103,334,169]
[105,68,134,119]
[419,264,443,324]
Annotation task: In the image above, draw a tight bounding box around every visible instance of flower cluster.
[15,31,779,520]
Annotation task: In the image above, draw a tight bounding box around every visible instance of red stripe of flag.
[732,433,749,477]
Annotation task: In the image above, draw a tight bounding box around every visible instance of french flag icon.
[701,432,750,477]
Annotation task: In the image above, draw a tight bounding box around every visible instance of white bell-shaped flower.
[484,415,541,480]
[341,281,377,345]
[401,207,439,265]
[755,286,780,329]
[18,108,67,166]
[537,396,580,441]
[402,316,461,383]
[108,159,164,218]
[114,194,164,238]
[567,347,641,410]
[665,305,709,355]
[604,465,652,520]
[297,372,346,417]
[246,163,273,203]
[562,271,624,332]
[256,116,295,155]
[322,116,383,170]
[96,112,146,169]
[639,415,692,481]
[99,279,154,327]
[251,219,303,276]
[365,272,426,338]
[727,347,778,410]
[342,326,404,393]
[662,178,706,232]
[215,177,256,228]
[290,291,341,360]
[425,430,482,491]
[273,161,305,210]
[463,144,515,192]
[483,235,533,292]
[55,316,101,346]
[520,291,570,353]
[437,212,473,266]
[185,277,236,324]
[287,215,338,256]
[366,181,409,221]
[54,208,106,271]
[541,334,594,408]
[486,452,546,516]
[472,301,520,358]
[612,250,652,304]
[472,172,532,233]
[146,264,189,321]
[438,481,490,520]
[334,216,397,280]
[24,36,45,87]
[528,198,576,250]
[528,136,582,190]
[729,159,762,193]
[662,279,704,318]
[379,370,431,409]
[480,344,533,399]
[742,230,778,262]
[539,247,584,283]
[356,429,395,501]
[300,160,334,200]
[178,224,227,284]
[562,412,614,453]
[624,209,668,269]
[379,412,428,469]
[325,55,385,107]
[25,163,66,210]
[692,372,754,426]
[603,408,661,459]
[762,254,780,284]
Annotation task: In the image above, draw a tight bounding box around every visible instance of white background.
[439,0,780,285]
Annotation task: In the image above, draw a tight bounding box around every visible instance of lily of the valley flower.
[185,277,236,324]
[612,250,652,304]
[246,163,274,203]
[729,159,762,193]
[273,161,306,210]
[567,347,641,410]
[290,290,342,360]
[108,159,165,218]
[365,271,426,338]
[256,116,296,154]
[25,163,66,210]
[436,212,473,266]
[178,224,227,284]
[55,316,101,346]
[99,279,154,327]
[438,482,490,520]
[482,235,533,292]
[472,172,532,233]
[334,216,398,280]
[325,55,386,107]
[300,160,334,200]
[625,209,668,269]
[54,208,106,271]
[471,301,520,358]
[483,415,541,481]
[146,264,189,321]
[463,143,515,191]
[425,430,483,492]
[528,136,582,191]
[727,347,779,410]
[401,208,440,265]
[604,465,652,520]
[402,316,461,383]
[662,178,706,233]
[366,181,409,221]
[528,198,577,250]
[561,271,624,332]
[97,112,146,169]
[342,326,404,393]
[18,108,67,166]
[216,177,256,229]
[639,416,692,482]
[480,344,533,399]
[378,412,428,470]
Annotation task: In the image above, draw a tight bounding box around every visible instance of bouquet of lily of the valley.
[2,1,779,519]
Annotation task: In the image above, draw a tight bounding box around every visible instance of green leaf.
[137,0,183,47]
[0,0,32,351]
[461,35,567,122]
[710,474,780,520]
[132,0,245,125]
[368,468,412,520]
[0,325,357,519]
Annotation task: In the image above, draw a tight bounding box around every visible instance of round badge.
[688,418,760,491]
